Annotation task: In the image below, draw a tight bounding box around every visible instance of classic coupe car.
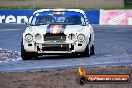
[21,9,95,60]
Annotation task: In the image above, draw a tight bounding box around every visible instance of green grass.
[0,6,132,10]
[0,6,41,10]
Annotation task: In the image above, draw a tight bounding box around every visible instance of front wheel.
[21,42,37,60]
[90,45,95,55]
[80,44,91,57]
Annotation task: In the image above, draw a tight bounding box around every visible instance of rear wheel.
[21,42,37,60]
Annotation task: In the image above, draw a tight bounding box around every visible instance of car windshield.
[31,11,85,25]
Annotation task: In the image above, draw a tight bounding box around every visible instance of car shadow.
[32,55,84,60]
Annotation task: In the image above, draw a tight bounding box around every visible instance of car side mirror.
[82,21,86,26]
[82,24,86,26]
[86,20,89,24]
[24,21,30,27]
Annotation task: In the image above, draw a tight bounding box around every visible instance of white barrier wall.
[100,10,132,25]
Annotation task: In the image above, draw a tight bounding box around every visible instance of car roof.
[33,9,86,16]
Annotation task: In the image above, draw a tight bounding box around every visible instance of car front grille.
[43,44,69,51]
[44,34,66,43]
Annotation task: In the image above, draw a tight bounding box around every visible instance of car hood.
[25,25,84,35]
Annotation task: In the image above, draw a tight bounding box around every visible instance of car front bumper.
[23,34,88,54]
[24,41,87,54]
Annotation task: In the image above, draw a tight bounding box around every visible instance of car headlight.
[77,34,85,42]
[68,33,75,40]
[35,33,42,40]
[25,34,33,42]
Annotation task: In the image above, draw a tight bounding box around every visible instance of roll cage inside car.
[30,11,87,26]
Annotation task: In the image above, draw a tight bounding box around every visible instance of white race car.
[21,9,95,60]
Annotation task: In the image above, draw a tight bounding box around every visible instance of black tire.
[90,45,95,55]
[81,44,90,57]
[70,53,79,57]
[21,42,37,60]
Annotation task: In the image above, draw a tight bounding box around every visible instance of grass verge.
[0,6,132,10]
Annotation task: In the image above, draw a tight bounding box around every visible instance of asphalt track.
[0,24,132,72]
